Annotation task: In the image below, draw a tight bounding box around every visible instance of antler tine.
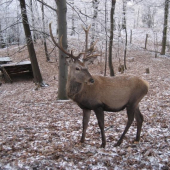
[82,25,91,52]
[81,24,99,60]
[59,36,84,60]
[87,40,98,53]
[83,54,101,62]
[82,25,91,33]
[49,23,79,60]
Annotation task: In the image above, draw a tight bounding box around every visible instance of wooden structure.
[0,61,33,83]
[0,57,12,64]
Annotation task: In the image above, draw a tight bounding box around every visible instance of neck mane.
[66,77,83,99]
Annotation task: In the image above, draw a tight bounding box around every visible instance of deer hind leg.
[94,107,106,148]
[80,109,91,143]
[114,105,135,147]
[134,106,144,142]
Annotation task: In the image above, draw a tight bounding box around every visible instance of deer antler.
[82,25,99,59]
[49,23,84,60]
[82,25,91,52]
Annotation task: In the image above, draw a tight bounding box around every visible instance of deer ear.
[83,56,97,65]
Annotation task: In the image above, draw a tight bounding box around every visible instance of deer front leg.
[80,109,91,143]
[94,107,106,148]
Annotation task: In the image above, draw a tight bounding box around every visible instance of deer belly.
[102,94,129,112]
[76,98,102,110]
[103,103,127,112]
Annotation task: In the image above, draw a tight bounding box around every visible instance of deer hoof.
[114,141,121,147]
[80,139,84,143]
[100,143,106,148]
[133,140,139,144]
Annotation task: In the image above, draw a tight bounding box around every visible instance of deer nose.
[89,78,94,84]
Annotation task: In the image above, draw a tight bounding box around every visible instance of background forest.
[0,0,169,58]
[0,0,170,169]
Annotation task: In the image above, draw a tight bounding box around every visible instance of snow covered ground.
[0,40,170,169]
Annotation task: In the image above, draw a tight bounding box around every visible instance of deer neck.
[66,77,83,99]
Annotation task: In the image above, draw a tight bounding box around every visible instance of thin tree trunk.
[0,22,3,48]
[5,4,9,55]
[55,0,68,100]
[108,0,116,76]
[123,0,127,69]
[19,0,43,85]
[16,0,20,49]
[122,0,126,30]
[104,0,108,76]
[161,0,169,55]
[71,0,75,36]
[124,27,127,69]
[91,0,99,45]
[145,34,148,49]
[41,0,50,61]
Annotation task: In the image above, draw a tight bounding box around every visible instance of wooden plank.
[0,57,12,64]
[0,61,31,67]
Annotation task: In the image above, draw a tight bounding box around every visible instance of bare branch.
[36,0,56,12]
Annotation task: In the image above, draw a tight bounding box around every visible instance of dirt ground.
[0,42,170,169]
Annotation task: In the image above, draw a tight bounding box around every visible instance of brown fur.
[67,75,148,111]
[66,60,149,148]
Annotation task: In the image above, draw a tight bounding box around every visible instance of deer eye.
[76,67,80,71]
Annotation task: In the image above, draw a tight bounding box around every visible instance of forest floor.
[0,42,170,170]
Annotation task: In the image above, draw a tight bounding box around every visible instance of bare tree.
[91,0,99,45]
[41,0,50,61]
[122,0,127,30]
[19,0,43,85]
[104,0,108,76]
[161,0,169,55]
[108,0,116,76]
[70,0,75,36]
[122,0,127,70]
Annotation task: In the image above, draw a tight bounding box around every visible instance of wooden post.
[130,30,132,44]
[145,34,148,49]
[1,67,12,83]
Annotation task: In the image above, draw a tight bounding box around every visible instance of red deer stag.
[49,23,149,148]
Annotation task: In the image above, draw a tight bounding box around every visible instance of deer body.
[65,60,149,148]
[49,23,149,147]
[67,75,148,111]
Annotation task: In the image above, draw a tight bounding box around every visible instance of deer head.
[49,23,99,85]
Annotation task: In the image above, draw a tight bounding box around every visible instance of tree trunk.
[122,0,127,30]
[108,0,116,76]
[124,27,127,69]
[161,0,169,55]
[123,0,127,70]
[91,0,99,45]
[19,0,43,85]
[55,0,68,100]
[71,0,75,36]
[104,0,108,76]
[0,22,4,48]
[30,0,37,43]
[41,0,50,61]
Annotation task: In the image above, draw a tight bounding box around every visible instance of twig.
[8,44,28,57]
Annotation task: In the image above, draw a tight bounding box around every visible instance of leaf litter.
[0,43,170,169]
